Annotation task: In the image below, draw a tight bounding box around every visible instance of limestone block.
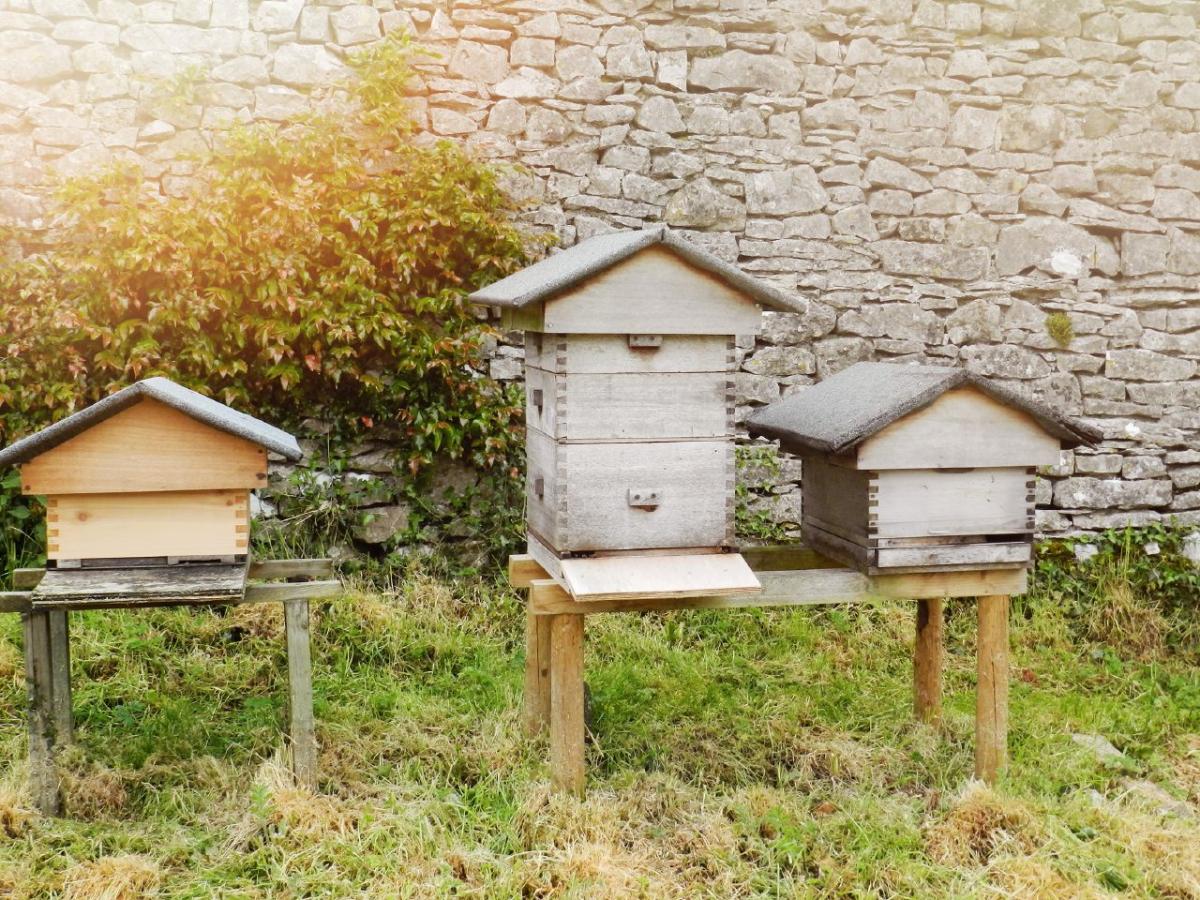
[962,344,1051,379]
[1053,477,1172,510]
[1105,349,1196,382]
[494,68,560,99]
[273,44,346,87]
[947,105,1000,150]
[449,40,510,83]
[864,156,931,193]
[664,178,745,230]
[876,239,989,281]
[0,33,72,84]
[635,95,685,134]
[511,37,555,68]
[331,6,381,46]
[744,166,828,215]
[689,49,801,93]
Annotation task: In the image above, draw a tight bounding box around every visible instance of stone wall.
[5,0,1200,534]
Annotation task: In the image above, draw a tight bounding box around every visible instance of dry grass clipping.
[925,782,1043,868]
[984,855,1107,900]
[62,764,128,820]
[62,855,160,900]
[1085,579,1166,658]
[229,758,358,851]
[0,639,22,683]
[0,764,31,839]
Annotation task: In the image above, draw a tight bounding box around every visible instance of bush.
[0,35,531,580]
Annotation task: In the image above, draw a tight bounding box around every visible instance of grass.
[1,567,1198,897]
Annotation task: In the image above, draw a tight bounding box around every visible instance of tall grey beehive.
[471,227,801,600]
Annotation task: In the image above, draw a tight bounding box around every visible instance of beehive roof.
[469,226,801,312]
[746,362,1101,455]
[0,377,303,467]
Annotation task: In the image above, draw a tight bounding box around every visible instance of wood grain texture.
[872,568,1027,599]
[21,398,267,495]
[48,611,73,745]
[874,468,1031,538]
[23,610,61,815]
[541,247,764,335]
[522,610,553,737]
[559,552,760,601]
[549,613,585,797]
[285,599,318,791]
[856,387,1062,470]
[531,334,730,374]
[509,554,549,589]
[914,598,943,726]
[31,563,248,609]
[802,458,871,543]
[975,594,1010,783]
[49,490,248,561]
[249,559,335,580]
[525,429,564,550]
[874,541,1031,570]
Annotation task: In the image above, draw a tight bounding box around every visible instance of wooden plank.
[0,592,32,613]
[975,594,1009,783]
[541,246,764,336]
[738,544,840,571]
[528,568,870,615]
[284,599,318,790]
[874,541,1031,570]
[914,598,943,726]
[874,468,1031,539]
[522,610,553,737]
[47,611,73,744]
[240,581,341,605]
[13,568,45,590]
[526,429,563,550]
[248,558,335,580]
[802,458,871,544]
[23,610,61,815]
[509,554,549,589]
[549,613,585,796]
[801,521,873,572]
[49,490,248,561]
[21,398,267,495]
[558,439,733,552]
[534,371,733,442]
[544,334,730,375]
[856,387,1063,470]
[526,533,565,584]
[32,563,247,609]
[559,552,761,602]
[872,567,1027,600]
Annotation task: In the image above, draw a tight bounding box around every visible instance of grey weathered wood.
[530,333,729,375]
[248,558,334,580]
[12,568,45,590]
[31,563,247,609]
[240,580,341,605]
[47,611,73,744]
[802,458,871,545]
[874,468,1030,539]
[523,610,553,736]
[975,594,1010,783]
[874,541,1031,570]
[284,598,318,790]
[914,598,943,726]
[23,610,61,815]
[0,592,32,613]
[549,613,585,796]
[738,545,839,571]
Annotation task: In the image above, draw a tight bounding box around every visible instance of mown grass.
[1,567,1198,897]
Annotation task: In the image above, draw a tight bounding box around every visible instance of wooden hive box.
[471,227,803,601]
[747,363,1101,575]
[0,378,302,577]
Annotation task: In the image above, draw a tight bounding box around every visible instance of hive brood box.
[471,227,802,600]
[747,363,1101,575]
[0,378,302,573]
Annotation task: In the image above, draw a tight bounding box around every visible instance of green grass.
[1,570,1198,897]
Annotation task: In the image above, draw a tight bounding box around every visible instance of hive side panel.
[855,388,1063,470]
[48,490,247,561]
[801,458,872,544]
[541,247,763,335]
[559,372,732,441]
[873,468,1032,539]
[560,440,732,552]
[21,399,267,495]
[557,335,729,374]
[526,427,564,551]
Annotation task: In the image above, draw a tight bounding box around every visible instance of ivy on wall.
[0,35,532,575]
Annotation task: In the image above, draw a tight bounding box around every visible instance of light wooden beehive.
[748,363,1101,575]
[471,227,802,601]
[0,378,302,567]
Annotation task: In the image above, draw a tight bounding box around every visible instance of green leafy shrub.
[0,34,531,581]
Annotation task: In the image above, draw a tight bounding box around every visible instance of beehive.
[471,227,802,600]
[0,378,302,567]
[747,363,1101,575]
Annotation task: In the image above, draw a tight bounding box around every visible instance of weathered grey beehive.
[747,363,1101,575]
[0,378,302,572]
[471,227,801,600]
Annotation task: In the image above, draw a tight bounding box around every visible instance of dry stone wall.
[4,0,1200,534]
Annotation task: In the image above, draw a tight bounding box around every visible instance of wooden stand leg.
[48,610,73,745]
[549,614,585,797]
[914,598,943,726]
[23,610,61,816]
[523,609,553,737]
[284,599,318,791]
[975,594,1010,783]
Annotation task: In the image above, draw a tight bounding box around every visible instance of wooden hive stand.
[0,558,339,816]
[510,545,1025,797]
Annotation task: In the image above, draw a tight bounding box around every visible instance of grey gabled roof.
[469,226,802,312]
[747,362,1101,455]
[0,377,303,467]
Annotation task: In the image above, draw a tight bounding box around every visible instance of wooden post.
[47,610,73,744]
[549,614,585,797]
[913,597,943,726]
[284,599,318,791]
[23,610,61,815]
[975,594,1010,783]
[522,609,553,736]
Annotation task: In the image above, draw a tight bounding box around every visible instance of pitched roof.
[468,226,802,312]
[0,377,303,467]
[746,362,1101,455]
